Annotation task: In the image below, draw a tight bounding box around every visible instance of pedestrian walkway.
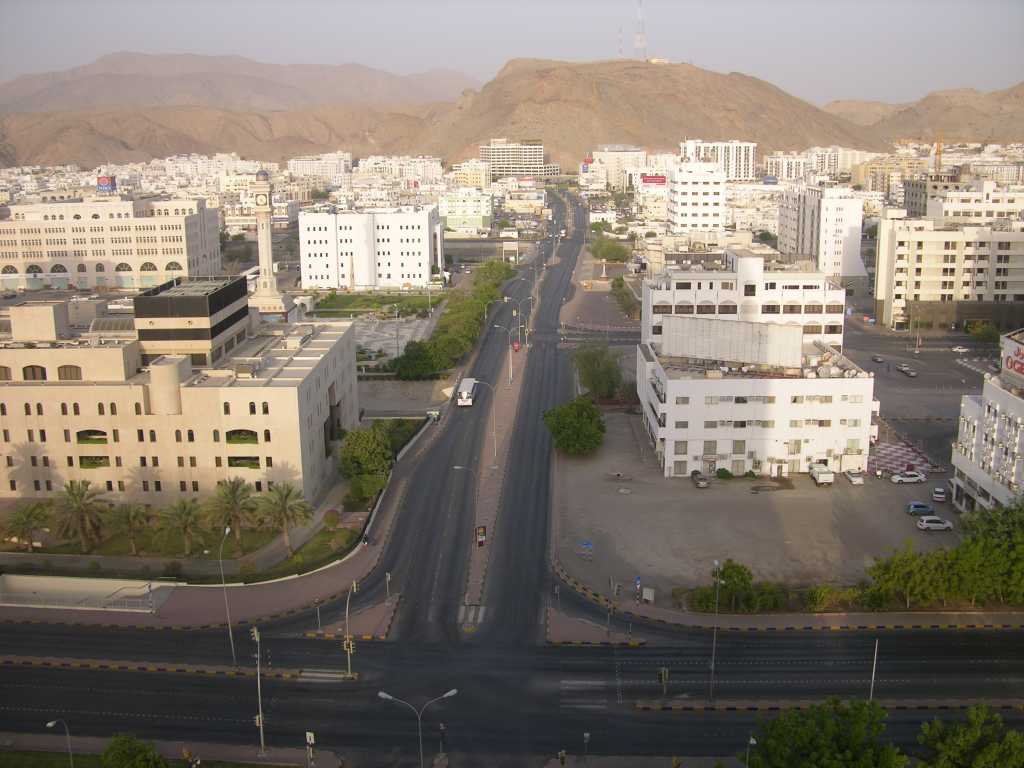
[868,440,944,474]
[957,356,998,376]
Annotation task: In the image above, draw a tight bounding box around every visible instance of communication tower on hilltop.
[634,0,647,61]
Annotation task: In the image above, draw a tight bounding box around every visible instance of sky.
[1,0,1022,105]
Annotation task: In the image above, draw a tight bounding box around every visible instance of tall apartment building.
[641,248,847,350]
[439,188,493,233]
[680,139,757,181]
[286,152,353,184]
[667,162,726,232]
[951,327,1024,512]
[764,153,810,181]
[925,180,1024,225]
[778,185,864,278]
[636,313,877,479]
[299,205,442,291]
[478,138,560,180]
[590,145,648,191]
[903,172,973,217]
[852,156,928,202]
[874,208,1024,329]
[965,162,1024,185]
[450,159,492,190]
[0,280,359,504]
[0,196,220,291]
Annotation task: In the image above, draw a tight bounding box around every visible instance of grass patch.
[247,527,359,582]
[0,751,275,768]
[38,527,276,559]
[316,292,442,316]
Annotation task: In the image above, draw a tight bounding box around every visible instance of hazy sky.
[2,0,1022,104]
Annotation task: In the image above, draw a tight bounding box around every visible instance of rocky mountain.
[870,84,1024,143]
[0,52,479,113]
[822,99,904,127]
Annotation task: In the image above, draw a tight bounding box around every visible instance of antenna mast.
[634,0,647,61]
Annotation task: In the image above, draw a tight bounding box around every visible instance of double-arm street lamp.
[515,296,534,345]
[378,689,458,768]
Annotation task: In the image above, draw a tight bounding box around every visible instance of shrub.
[324,509,340,529]
[543,396,606,456]
[715,468,733,480]
[162,561,183,578]
[87,560,102,575]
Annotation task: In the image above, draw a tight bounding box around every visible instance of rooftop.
[157,278,237,297]
[652,341,870,382]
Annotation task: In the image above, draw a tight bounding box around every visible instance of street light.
[746,735,757,763]
[46,719,73,768]
[709,558,725,704]
[218,526,237,666]
[378,689,458,768]
[343,580,359,679]
[493,324,514,385]
[515,296,534,345]
[470,380,498,463]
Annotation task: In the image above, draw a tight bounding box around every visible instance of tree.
[754,231,778,248]
[230,232,246,242]
[393,340,436,380]
[101,733,169,768]
[160,499,204,557]
[968,322,1000,344]
[53,480,107,553]
[747,698,908,768]
[339,427,393,477]
[204,477,256,546]
[111,503,148,556]
[257,483,312,555]
[718,559,754,612]
[574,344,623,399]
[917,705,1024,768]
[543,396,606,456]
[590,221,613,234]
[2,502,49,551]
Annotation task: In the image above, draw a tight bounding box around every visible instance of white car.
[891,471,927,484]
[896,363,911,372]
[932,487,948,502]
[917,516,953,531]
[844,470,865,485]
[951,346,969,353]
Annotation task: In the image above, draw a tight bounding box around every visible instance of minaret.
[248,170,296,321]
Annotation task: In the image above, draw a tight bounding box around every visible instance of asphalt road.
[2,196,1023,764]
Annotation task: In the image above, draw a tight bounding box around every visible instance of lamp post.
[709,559,724,704]
[515,296,534,345]
[46,719,73,768]
[343,579,358,679]
[482,297,500,326]
[493,324,514,385]
[218,526,237,666]
[471,380,499,463]
[746,735,757,763]
[250,627,267,756]
[378,689,458,768]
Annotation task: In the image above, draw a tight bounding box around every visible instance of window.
[223,402,231,416]
[266,457,273,468]
[215,456,222,467]
[703,440,717,455]
[192,481,199,492]
[57,365,82,381]
[142,481,149,492]
[762,304,780,314]
[24,403,30,416]
[134,402,142,415]
[675,396,690,405]
[149,430,156,442]
[22,365,46,381]
[262,402,269,415]
[732,440,746,455]
[263,429,271,442]
[177,456,185,468]
[187,430,195,442]
[213,430,220,442]
[744,284,756,296]
[703,420,717,429]
[0,366,9,381]
[137,429,145,442]
[718,303,737,315]
[110,403,117,416]
[72,403,80,416]
[189,456,197,468]
[249,401,257,415]
[61,403,68,416]
[98,403,105,416]
[674,440,688,455]
[175,429,182,443]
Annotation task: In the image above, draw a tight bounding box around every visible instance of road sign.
[634,576,641,589]
[306,731,315,746]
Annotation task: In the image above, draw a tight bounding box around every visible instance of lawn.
[36,526,277,559]
[315,292,442,316]
[0,751,284,768]
[248,527,358,582]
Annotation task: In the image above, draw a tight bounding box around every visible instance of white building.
[765,153,810,182]
[0,195,221,290]
[439,188,493,233]
[636,314,877,478]
[951,328,1024,512]
[641,248,847,349]
[667,162,726,233]
[299,205,442,291]
[778,185,864,279]
[287,152,353,185]
[925,180,1024,225]
[680,139,757,181]
[590,145,648,191]
[478,138,560,180]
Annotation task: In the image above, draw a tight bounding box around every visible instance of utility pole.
[343,580,358,679]
[658,666,669,697]
[250,627,267,756]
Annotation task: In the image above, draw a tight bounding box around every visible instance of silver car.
[917,516,953,531]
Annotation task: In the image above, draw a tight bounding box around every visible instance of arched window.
[115,263,132,272]
[263,429,271,443]
[165,261,183,271]
[1,265,17,274]
[23,403,30,416]
[0,365,10,380]
[175,429,182,443]
[25,264,43,275]
[35,403,43,415]
[187,429,195,442]
[249,402,257,415]
[73,403,80,416]
[61,403,68,416]
[91,213,100,219]
[22,365,46,381]
[223,402,230,415]
[50,264,67,273]
[57,365,82,381]
[134,402,142,415]
[77,264,87,273]
[109,402,117,415]
[0,404,5,416]
[139,262,157,271]
[73,214,81,220]
[261,402,269,415]
[213,429,220,442]
[95,264,105,272]
[98,403,105,415]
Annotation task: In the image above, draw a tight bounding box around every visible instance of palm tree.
[160,499,203,557]
[257,483,313,555]
[111,503,148,556]
[204,477,256,550]
[2,502,50,551]
[52,480,107,553]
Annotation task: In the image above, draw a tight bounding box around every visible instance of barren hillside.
[822,99,904,126]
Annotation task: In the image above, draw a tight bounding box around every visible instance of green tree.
[257,483,312,555]
[204,477,256,547]
[53,480,107,553]
[917,705,1024,768]
[869,541,927,609]
[230,232,246,242]
[160,499,204,557]
[101,733,170,768]
[747,698,908,768]
[2,502,49,551]
[574,344,623,399]
[339,427,393,477]
[590,221,613,234]
[394,340,436,379]
[754,231,778,248]
[718,559,754,612]
[111,503,148,556]
[543,396,606,456]
[968,322,1000,344]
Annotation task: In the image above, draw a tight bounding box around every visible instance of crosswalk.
[560,679,608,712]
[457,604,487,630]
[957,357,999,376]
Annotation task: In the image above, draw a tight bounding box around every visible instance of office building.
[299,205,442,291]
[0,195,220,291]
[925,180,1024,225]
[874,208,1024,329]
[903,173,974,217]
[286,152,353,184]
[667,162,726,232]
[439,188,493,233]
[450,159,492,191]
[778,185,864,278]
[680,140,757,181]
[478,138,560,180]
[765,153,810,181]
[590,145,648,191]
[0,280,359,504]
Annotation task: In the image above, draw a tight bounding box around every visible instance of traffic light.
[250,627,260,642]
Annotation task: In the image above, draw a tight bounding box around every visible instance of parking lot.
[555,413,958,608]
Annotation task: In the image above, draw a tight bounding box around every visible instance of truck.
[809,463,835,486]
[457,377,477,407]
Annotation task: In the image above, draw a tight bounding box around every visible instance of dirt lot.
[554,413,956,608]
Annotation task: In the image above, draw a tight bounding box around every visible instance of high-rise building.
[924,180,1024,225]
[287,152,353,184]
[667,162,726,233]
[590,145,648,191]
[902,172,974,217]
[299,205,442,291]
[439,188,493,233]
[680,139,757,181]
[778,185,864,279]
[478,138,560,180]
[764,153,810,181]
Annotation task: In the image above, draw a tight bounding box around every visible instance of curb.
[0,657,298,680]
[633,700,1024,713]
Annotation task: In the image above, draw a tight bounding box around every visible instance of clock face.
[255,193,268,206]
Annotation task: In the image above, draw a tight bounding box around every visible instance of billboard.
[1002,333,1024,386]
[96,175,117,193]
[640,174,666,185]
[661,315,803,368]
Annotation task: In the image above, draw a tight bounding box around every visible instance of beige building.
[924,180,1024,225]
[0,196,220,291]
[852,156,928,202]
[903,172,974,217]
[0,277,358,505]
[450,159,492,191]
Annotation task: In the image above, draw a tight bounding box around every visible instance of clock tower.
[248,170,296,321]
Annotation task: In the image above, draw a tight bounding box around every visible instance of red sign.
[641,174,666,185]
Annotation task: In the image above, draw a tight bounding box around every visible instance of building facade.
[667,162,726,232]
[903,173,973,217]
[0,196,220,290]
[680,140,757,181]
[299,205,442,291]
[450,159,492,191]
[478,138,560,180]
[439,188,493,233]
[765,153,810,181]
[590,146,648,191]
[924,180,1024,225]
[778,185,864,278]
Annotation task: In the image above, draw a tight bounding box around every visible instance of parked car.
[844,470,865,485]
[900,368,918,377]
[690,470,710,488]
[810,464,835,486]
[932,487,948,502]
[871,355,884,363]
[917,516,954,531]
[906,501,935,516]
[891,471,927,484]
[896,363,910,372]
[951,346,969,353]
